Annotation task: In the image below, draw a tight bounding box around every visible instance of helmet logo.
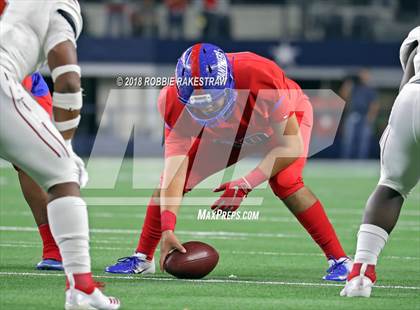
[214,50,228,83]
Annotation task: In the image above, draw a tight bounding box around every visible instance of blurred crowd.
[85,0,231,39]
[82,0,419,41]
[339,69,380,159]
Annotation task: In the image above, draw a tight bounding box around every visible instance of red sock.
[65,272,96,294]
[136,198,161,260]
[38,223,62,261]
[295,200,346,260]
[348,263,376,282]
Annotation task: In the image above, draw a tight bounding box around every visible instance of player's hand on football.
[159,230,186,271]
[211,177,252,212]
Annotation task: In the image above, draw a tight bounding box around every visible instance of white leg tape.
[354,224,389,265]
[47,196,91,274]
[54,115,81,132]
[51,64,81,83]
[53,91,82,110]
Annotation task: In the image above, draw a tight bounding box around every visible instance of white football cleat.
[340,263,375,298]
[65,288,121,310]
[65,274,121,309]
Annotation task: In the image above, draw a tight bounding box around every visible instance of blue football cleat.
[105,254,155,275]
[36,259,64,271]
[323,257,352,281]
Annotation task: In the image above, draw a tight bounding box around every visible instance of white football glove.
[65,140,89,188]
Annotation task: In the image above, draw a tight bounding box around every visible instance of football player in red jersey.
[17,72,63,270]
[106,43,351,281]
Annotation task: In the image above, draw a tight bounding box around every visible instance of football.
[164,241,219,279]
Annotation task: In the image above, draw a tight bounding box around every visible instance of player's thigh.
[0,74,78,190]
[378,83,420,198]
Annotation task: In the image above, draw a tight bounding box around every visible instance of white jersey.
[400,26,420,83]
[0,0,82,82]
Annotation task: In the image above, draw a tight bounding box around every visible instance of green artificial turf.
[0,159,419,309]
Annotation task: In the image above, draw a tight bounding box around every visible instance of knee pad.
[269,175,305,200]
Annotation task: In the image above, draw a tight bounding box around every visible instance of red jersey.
[159,52,311,158]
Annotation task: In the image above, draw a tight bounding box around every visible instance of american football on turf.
[163,241,219,279]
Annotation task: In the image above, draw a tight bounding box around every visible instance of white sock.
[354,224,388,265]
[47,196,91,274]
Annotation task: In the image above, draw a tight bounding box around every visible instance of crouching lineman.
[106,43,351,281]
[341,27,420,297]
[0,1,120,308]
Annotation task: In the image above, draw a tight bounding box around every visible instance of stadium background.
[1,1,420,309]
[39,0,420,158]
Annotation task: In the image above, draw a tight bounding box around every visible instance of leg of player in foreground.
[18,74,62,270]
[49,39,119,309]
[341,80,420,298]
[17,169,63,270]
[341,40,420,296]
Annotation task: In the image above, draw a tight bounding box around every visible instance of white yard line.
[1,240,419,261]
[1,226,419,242]
[0,272,418,291]
[0,226,298,238]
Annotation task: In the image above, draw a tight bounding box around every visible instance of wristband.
[161,210,177,232]
[244,167,267,189]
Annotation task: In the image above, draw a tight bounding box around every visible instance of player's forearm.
[258,114,304,178]
[160,181,184,215]
[53,108,80,140]
[160,155,188,231]
[161,156,189,212]
[48,41,82,142]
[236,135,303,193]
[258,137,304,178]
[52,73,81,141]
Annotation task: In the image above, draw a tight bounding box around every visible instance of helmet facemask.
[185,88,237,127]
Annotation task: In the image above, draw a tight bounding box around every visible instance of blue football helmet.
[175,43,237,127]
